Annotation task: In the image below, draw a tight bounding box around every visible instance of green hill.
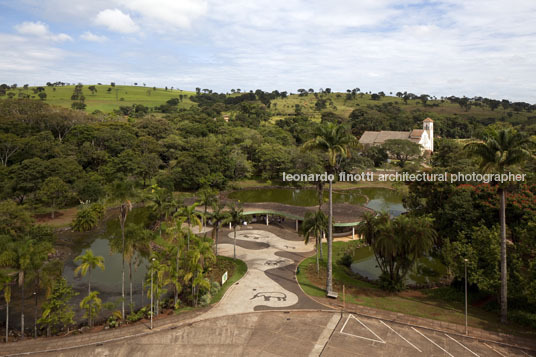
[3,84,197,113]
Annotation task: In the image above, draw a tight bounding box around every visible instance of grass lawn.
[11,85,196,113]
[297,241,536,338]
[210,256,248,304]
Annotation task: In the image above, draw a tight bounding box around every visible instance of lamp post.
[464,258,468,335]
[150,257,155,330]
[33,291,37,338]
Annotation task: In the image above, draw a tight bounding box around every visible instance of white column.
[229,222,232,229]
[352,227,355,240]
[266,215,269,226]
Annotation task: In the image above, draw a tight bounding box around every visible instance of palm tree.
[300,211,328,274]
[80,291,102,327]
[109,180,134,322]
[358,212,436,291]
[465,128,535,322]
[304,122,357,294]
[167,217,188,308]
[175,203,203,250]
[146,255,170,316]
[197,187,217,229]
[227,203,245,259]
[187,236,215,306]
[147,184,173,236]
[74,249,105,294]
[14,238,33,339]
[111,224,152,314]
[0,272,14,343]
[208,202,229,255]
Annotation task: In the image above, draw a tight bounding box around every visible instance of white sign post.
[222,271,228,285]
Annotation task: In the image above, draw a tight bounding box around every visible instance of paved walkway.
[1,224,535,356]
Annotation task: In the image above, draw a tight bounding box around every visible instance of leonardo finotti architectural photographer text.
[282,171,526,184]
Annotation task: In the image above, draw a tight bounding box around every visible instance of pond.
[350,246,447,285]
[227,187,406,216]
[58,207,152,318]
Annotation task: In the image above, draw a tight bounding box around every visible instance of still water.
[228,187,406,216]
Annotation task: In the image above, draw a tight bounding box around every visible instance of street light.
[33,291,37,338]
[150,257,155,330]
[464,258,468,335]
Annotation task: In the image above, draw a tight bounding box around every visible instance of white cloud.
[118,0,207,29]
[94,8,139,33]
[14,21,72,42]
[80,31,107,42]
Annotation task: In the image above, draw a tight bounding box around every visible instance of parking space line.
[483,342,507,356]
[379,320,422,353]
[519,349,532,357]
[340,315,386,344]
[411,327,454,357]
[445,334,480,357]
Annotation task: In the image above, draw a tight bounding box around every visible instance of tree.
[208,201,229,255]
[364,146,388,167]
[175,203,203,250]
[382,139,421,167]
[358,212,437,291]
[303,122,357,294]
[71,206,99,232]
[80,291,102,327]
[0,272,14,342]
[38,92,47,101]
[109,180,134,321]
[300,211,328,273]
[88,86,97,95]
[38,177,70,219]
[465,128,535,322]
[0,133,23,167]
[74,249,105,295]
[197,187,217,228]
[37,278,77,337]
[227,203,245,259]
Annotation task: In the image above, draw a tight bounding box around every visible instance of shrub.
[71,207,98,232]
[338,253,353,268]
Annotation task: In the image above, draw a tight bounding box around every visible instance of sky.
[0,0,535,102]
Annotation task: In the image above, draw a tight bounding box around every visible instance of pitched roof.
[409,129,424,138]
[359,131,412,144]
[423,118,434,122]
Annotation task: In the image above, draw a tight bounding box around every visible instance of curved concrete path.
[198,227,326,321]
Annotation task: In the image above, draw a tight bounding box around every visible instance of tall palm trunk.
[499,188,507,323]
[88,268,91,294]
[215,226,219,255]
[129,260,133,314]
[174,252,179,307]
[120,213,126,322]
[316,235,320,274]
[326,179,333,293]
[20,280,24,339]
[233,227,237,259]
[5,299,8,342]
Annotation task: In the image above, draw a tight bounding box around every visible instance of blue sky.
[0,0,535,102]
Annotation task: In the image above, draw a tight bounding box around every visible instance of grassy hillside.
[6,84,197,113]
[2,85,534,129]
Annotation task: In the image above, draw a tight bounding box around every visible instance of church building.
[358,118,434,153]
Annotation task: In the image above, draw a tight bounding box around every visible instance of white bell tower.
[423,118,434,151]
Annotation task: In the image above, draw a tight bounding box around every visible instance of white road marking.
[380,320,422,353]
[309,314,341,357]
[519,348,532,357]
[340,315,385,344]
[483,342,507,357]
[411,327,454,357]
[445,334,480,357]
